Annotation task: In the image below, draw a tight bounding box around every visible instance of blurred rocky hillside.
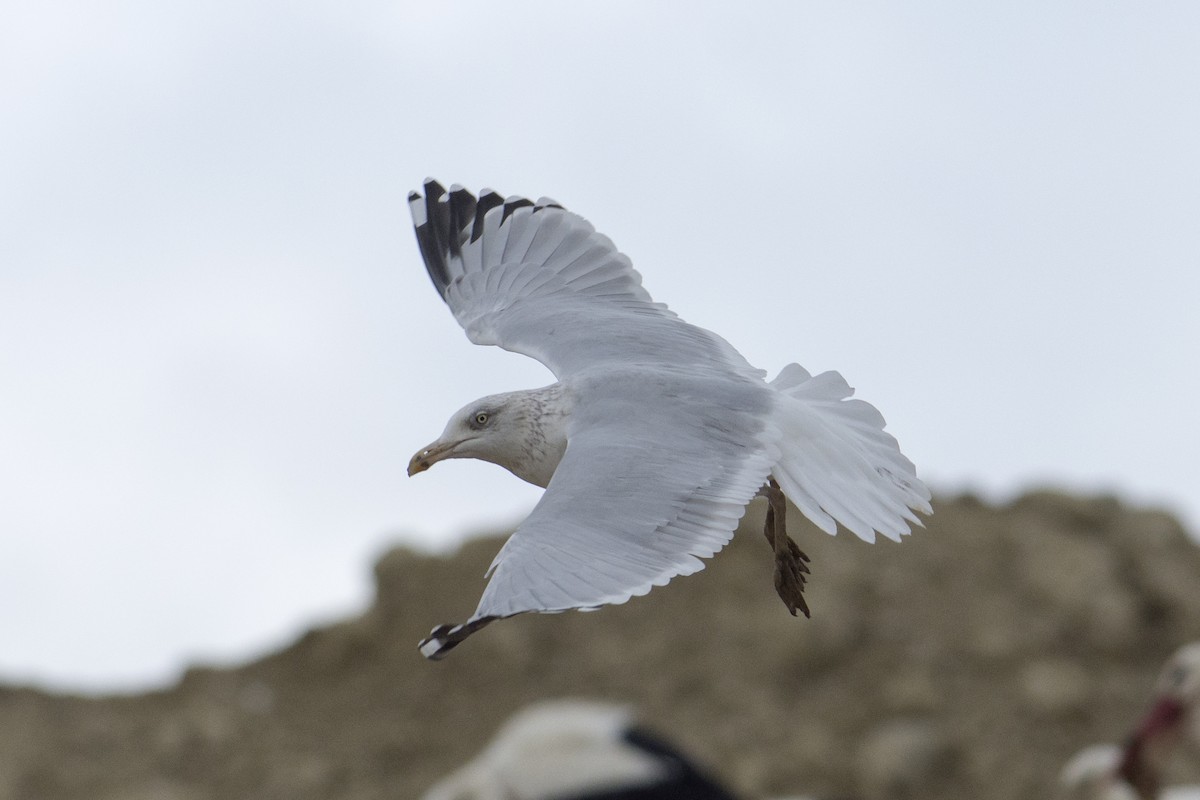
[2,490,1198,799]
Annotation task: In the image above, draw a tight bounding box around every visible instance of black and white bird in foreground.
[406,180,932,659]
[420,700,742,800]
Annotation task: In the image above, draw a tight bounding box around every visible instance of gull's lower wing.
[421,370,780,657]
[408,180,761,380]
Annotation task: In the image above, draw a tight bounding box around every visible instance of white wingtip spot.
[419,637,444,659]
[409,194,427,226]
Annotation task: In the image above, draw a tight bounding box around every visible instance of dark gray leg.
[759,478,811,618]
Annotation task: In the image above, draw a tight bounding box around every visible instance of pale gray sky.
[2,1,1198,691]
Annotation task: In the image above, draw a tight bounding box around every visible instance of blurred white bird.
[407,180,931,658]
[420,700,741,800]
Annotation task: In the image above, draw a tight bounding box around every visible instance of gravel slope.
[3,490,1199,800]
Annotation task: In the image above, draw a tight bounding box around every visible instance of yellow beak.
[407,439,462,476]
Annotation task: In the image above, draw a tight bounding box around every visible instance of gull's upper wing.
[409,180,760,379]
[473,369,780,622]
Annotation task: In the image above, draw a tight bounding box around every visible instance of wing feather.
[500,204,540,262]
[522,211,570,265]
[479,193,513,267]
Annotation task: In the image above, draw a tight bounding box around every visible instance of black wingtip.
[409,181,571,298]
[409,179,473,295]
[471,189,505,243]
[410,181,451,294]
[417,617,496,660]
[500,195,534,224]
[446,186,477,263]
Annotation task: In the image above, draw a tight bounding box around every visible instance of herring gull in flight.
[406,180,931,659]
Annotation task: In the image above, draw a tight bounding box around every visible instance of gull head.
[1156,641,1200,707]
[407,386,570,487]
[1142,642,1200,743]
[1136,641,1200,745]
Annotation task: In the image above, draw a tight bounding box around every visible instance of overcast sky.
[3,2,1198,691]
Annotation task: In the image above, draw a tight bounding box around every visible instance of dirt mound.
[2,490,1199,800]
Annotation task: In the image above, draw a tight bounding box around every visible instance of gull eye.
[473,411,490,427]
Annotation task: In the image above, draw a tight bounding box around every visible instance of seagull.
[1119,642,1200,799]
[406,180,931,659]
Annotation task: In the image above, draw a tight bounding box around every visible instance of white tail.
[768,363,932,543]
